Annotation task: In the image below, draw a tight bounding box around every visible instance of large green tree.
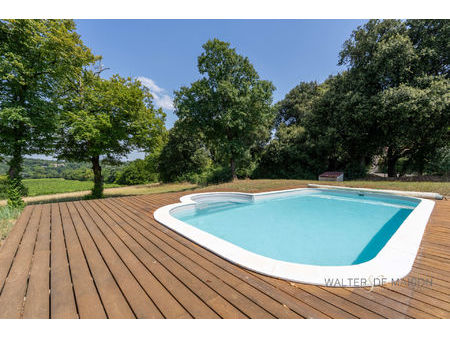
[276,81,322,126]
[174,39,275,179]
[56,70,166,198]
[378,76,450,176]
[158,120,211,182]
[0,19,94,206]
[406,19,449,77]
[339,19,450,176]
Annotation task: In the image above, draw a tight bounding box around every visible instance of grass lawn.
[0,205,22,243]
[197,179,450,196]
[23,178,121,196]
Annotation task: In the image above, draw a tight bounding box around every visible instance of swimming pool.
[154,188,435,287]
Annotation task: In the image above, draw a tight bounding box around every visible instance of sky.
[32,19,368,161]
[75,19,367,128]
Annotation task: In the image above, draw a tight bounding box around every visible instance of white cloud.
[136,76,174,111]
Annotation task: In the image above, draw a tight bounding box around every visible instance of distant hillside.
[0,157,126,183]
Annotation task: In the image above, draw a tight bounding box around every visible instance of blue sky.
[31,20,367,161]
[75,19,367,128]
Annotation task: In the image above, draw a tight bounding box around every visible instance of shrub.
[6,178,26,208]
[115,158,158,185]
[0,175,7,199]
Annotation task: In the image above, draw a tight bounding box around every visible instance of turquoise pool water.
[172,190,419,266]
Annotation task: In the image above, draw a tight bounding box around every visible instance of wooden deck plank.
[120,195,364,319]
[96,199,242,318]
[80,200,191,319]
[0,205,34,293]
[102,198,291,319]
[0,191,449,319]
[87,201,218,319]
[65,202,134,318]
[49,203,78,319]
[114,196,331,319]
[23,204,51,318]
[115,195,351,319]
[59,203,105,318]
[72,201,163,319]
[0,205,42,318]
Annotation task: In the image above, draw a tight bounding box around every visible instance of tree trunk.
[386,147,398,178]
[6,143,26,207]
[230,157,237,181]
[91,155,103,198]
[7,144,23,181]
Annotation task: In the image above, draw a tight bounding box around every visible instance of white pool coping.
[153,188,435,287]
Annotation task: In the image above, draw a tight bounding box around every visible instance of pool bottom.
[154,188,435,287]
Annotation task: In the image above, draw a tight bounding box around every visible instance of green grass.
[0,205,22,243]
[197,179,450,196]
[23,178,121,196]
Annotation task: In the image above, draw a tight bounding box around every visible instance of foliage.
[0,175,7,199]
[424,146,450,177]
[6,178,26,207]
[275,81,323,126]
[378,76,450,175]
[337,19,450,177]
[406,19,450,77]
[56,70,166,198]
[174,39,275,179]
[0,19,95,205]
[254,124,319,179]
[158,120,212,182]
[115,157,159,185]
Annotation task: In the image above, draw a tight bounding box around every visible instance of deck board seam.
[88,199,201,319]
[77,200,169,318]
[111,197,285,318]
[123,195,350,318]
[21,205,44,318]
[116,196,333,318]
[0,206,34,296]
[99,198,242,318]
[64,202,109,318]
[70,201,139,318]
[94,199,224,319]
[58,203,80,318]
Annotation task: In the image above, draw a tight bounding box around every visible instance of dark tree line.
[157,20,449,183]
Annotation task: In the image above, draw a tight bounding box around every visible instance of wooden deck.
[0,189,449,318]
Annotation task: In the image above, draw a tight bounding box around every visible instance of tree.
[338,19,449,176]
[406,20,449,77]
[56,71,166,198]
[0,19,94,206]
[158,120,211,182]
[276,81,322,126]
[378,76,450,176]
[254,123,319,179]
[174,39,275,180]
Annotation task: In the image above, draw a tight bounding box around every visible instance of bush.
[6,178,26,208]
[425,146,450,177]
[115,158,158,185]
[0,175,7,199]
[177,165,232,186]
[158,121,211,183]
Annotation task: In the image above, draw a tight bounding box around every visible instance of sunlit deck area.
[0,190,449,318]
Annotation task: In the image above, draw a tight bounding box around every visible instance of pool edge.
[154,188,435,288]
